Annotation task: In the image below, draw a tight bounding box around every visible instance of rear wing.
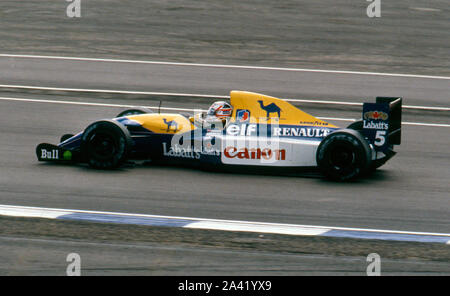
[362,97,402,152]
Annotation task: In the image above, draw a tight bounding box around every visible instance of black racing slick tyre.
[316,129,372,181]
[81,120,132,169]
[347,120,363,131]
[346,120,395,172]
[116,107,153,118]
[60,134,74,143]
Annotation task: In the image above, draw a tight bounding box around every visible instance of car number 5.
[374,130,386,146]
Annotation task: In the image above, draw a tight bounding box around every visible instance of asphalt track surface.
[0,0,449,275]
[0,54,449,109]
[0,56,448,233]
[2,234,447,276]
[2,217,450,276]
[1,0,449,76]
[0,61,448,275]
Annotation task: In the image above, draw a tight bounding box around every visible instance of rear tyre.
[116,107,153,118]
[347,120,395,172]
[347,120,363,131]
[316,129,372,181]
[81,120,132,169]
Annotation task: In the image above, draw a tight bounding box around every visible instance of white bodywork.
[219,135,321,167]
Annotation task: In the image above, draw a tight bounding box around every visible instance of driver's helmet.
[204,101,233,128]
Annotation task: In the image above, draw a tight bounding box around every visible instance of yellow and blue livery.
[36,91,402,181]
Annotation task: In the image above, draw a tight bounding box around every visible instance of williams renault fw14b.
[36,91,402,181]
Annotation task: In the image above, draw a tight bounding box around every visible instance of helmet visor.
[207,102,232,118]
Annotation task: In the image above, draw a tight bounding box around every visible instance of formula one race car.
[36,91,402,181]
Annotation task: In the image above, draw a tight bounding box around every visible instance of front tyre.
[81,120,132,169]
[316,129,372,181]
[60,134,74,143]
[116,107,153,118]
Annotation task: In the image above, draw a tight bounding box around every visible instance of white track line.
[1,204,450,240]
[1,53,450,80]
[288,98,450,111]
[0,84,228,99]
[0,84,448,112]
[0,96,200,113]
[0,96,448,128]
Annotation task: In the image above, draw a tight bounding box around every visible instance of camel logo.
[163,118,179,132]
[257,100,281,119]
[364,111,388,121]
[236,109,250,122]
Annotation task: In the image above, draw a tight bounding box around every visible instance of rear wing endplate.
[362,97,402,151]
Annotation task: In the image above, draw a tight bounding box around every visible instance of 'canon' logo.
[223,147,285,161]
